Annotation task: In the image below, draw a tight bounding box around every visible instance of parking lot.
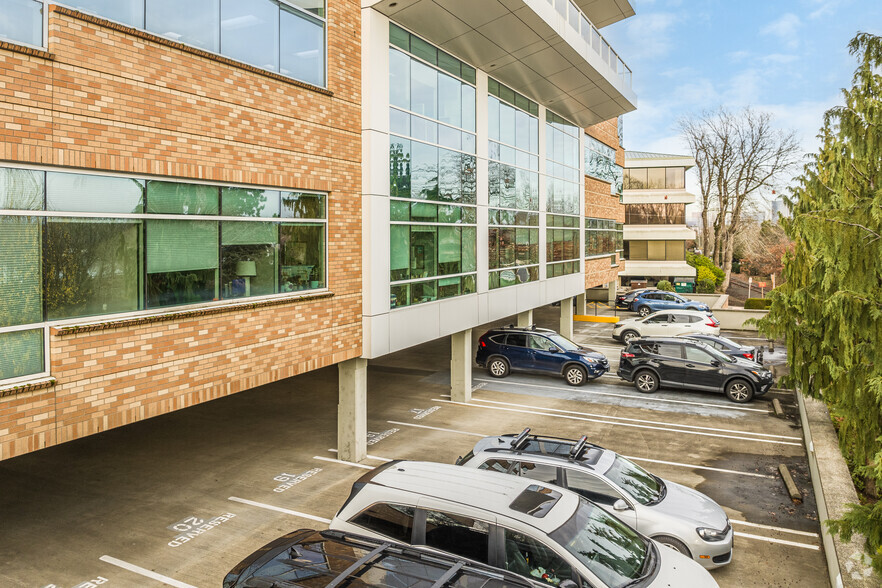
[0,305,826,588]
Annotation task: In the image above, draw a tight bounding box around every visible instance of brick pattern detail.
[584,118,625,289]
[0,3,362,461]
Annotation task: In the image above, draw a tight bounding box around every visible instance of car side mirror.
[711,360,721,367]
[548,348,559,353]
[613,499,631,511]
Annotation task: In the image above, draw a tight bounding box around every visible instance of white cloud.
[622,12,678,60]
[727,50,750,63]
[760,13,802,50]
[760,53,799,65]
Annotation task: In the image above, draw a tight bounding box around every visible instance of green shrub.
[696,266,716,284]
[696,278,716,293]
[744,298,772,310]
[656,280,674,292]
[687,252,725,286]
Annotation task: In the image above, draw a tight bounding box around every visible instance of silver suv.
[329,460,718,588]
[457,430,733,569]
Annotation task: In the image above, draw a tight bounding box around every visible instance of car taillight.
[706,319,719,327]
[479,340,486,348]
[621,352,635,358]
[743,352,754,360]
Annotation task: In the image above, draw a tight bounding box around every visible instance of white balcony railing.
[548,0,632,89]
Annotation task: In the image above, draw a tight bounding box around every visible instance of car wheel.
[564,365,587,386]
[637,305,651,317]
[653,535,692,559]
[487,357,510,378]
[621,330,639,344]
[634,370,659,393]
[725,378,754,403]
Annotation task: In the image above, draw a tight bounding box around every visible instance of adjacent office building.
[619,150,695,287]
[0,0,636,461]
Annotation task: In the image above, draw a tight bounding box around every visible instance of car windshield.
[714,335,740,348]
[603,456,663,505]
[547,334,580,351]
[550,498,650,588]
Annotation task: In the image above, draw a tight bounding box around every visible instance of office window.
[280,5,325,86]
[147,0,220,52]
[221,221,278,298]
[67,0,143,27]
[47,172,144,214]
[280,223,325,291]
[44,218,142,320]
[0,0,42,47]
[585,134,621,197]
[221,0,280,72]
[585,218,619,257]
[0,328,44,381]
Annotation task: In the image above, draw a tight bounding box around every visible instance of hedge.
[744,298,773,310]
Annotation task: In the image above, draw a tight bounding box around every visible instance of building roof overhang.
[574,0,635,28]
[366,0,637,127]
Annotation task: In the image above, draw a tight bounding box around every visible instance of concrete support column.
[607,281,617,305]
[338,358,368,463]
[559,296,574,340]
[575,292,587,316]
[517,309,533,327]
[451,329,473,403]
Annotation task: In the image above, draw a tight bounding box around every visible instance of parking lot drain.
[778,464,803,503]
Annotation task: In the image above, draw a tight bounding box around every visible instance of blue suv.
[475,325,608,386]
[631,291,710,317]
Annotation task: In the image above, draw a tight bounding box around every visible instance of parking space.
[0,305,825,587]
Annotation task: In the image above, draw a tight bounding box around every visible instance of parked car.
[612,310,720,344]
[678,333,764,364]
[456,429,733,569]
[476,325,608,386]
[617,336,774,402]
[630,291,711,317]
[224,528,550,588]
[615,288,658,309]
[330,461,719,588]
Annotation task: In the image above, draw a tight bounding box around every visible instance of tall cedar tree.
[757,32,882,571]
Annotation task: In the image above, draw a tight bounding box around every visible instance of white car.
[330,460,719,588]
[612,310,720,344]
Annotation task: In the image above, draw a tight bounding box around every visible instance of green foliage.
[744,298,772,310]
[656,280,674,292]
[696,278,716,294]
[756,32,882,573]
[695,266,717,287]
[687,252,725,286]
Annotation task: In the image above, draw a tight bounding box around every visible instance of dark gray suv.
[617,336,774,403]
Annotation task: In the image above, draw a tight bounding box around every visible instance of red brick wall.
[583,118,625,289]
[0,3,362,461]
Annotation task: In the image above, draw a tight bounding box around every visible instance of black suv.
[476,325,608,386]
[224,529,548,588]
[617,337,774,403]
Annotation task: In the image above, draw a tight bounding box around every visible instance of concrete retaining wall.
[799,393,878,587]
[688,293,729,308]
[714,308,767,331]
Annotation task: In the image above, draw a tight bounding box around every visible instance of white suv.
[612,310,720,344]
[330,461,718,588]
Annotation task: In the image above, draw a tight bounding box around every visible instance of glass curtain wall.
[625,240,685,261]
[584,134,623,199]
[23,0,327,86]
[585,218,623,257]
[624,167,686,190]
[487,79,540,289]
[388,24,477,308]
[0,166,327,382]
[624,203,686,225]
[546,111,581,277]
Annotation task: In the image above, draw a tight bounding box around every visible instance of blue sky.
[601,0,882,170]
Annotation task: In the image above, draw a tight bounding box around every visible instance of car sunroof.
[509,485,562,518]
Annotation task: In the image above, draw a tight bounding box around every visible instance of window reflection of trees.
[604,457,661,505]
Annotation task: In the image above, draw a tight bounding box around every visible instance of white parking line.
[386,420,486,437]
[470,397,800,440]
[730,519,820,538]
[313,455,375,469]
[329,449,392,462]
[228,497,331,523]
[431,400,803,447]
[623,456,775,479]
[734,531,820,550]
[387,422,781,479]
[99,556,197,588]
[472,377,769,413]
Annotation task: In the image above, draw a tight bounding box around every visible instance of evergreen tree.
[757,32,882,571]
